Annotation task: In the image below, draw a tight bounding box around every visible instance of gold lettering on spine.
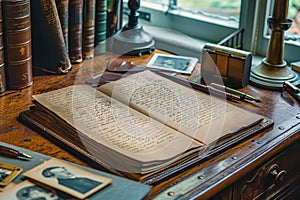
[22,73,28,81]
[19,47,25,55]
[41,0,57,25]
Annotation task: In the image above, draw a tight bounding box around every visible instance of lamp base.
[250,58,300,90]
[110,25,155,56]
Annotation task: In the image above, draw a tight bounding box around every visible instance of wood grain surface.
[0,50,299,199]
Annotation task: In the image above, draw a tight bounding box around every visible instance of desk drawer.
[234,141,300,200]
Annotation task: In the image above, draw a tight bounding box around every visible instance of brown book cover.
[69,0,83,63]
[2,0,32,89]
[106,0,117,38]
[82,0,96,59]
[0,0,6,93]
[0,63,5,93]
[31,0,72,74]
[55,0,69,52]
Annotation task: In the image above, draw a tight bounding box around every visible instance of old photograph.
[0,180,73,200]
[146,53,198,74]
[0,162,22,186]
[23,158,112,199]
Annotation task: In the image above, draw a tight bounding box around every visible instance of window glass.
[286,0,300,43]
[137,0,300,61]
[177,0,241,21]
[141,0,241,28]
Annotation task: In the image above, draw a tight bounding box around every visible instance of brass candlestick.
[250,0,299,89]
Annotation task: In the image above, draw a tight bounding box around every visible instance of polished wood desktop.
[1,50,299,199]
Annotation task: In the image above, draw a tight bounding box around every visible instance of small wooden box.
[201,43,252,89]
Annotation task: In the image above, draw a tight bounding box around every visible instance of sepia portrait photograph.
[146,53,198,74]
[0,180,73,200]
[23,158,112,199]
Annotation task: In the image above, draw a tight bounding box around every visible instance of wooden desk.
[1,51,300,199]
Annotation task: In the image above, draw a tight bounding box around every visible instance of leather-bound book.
[2,0,33,89]
[0,63,5,93]
[69,0,83,63]
[106,0,116,38]
[82,0,96,59]
[31,0,72,74]
[0,0,6,93]
[94,0,107,54]
[55,0,69,52]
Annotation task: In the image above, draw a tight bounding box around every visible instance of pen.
[210,83,262,103]
[155,72,241,101]
[0,145,32,159]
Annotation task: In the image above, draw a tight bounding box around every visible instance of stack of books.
[0,0,113,93]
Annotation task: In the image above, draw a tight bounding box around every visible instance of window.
[174,0,241,26]
[124,0,300,63]
[255,0,300,62]
[146,0,242,28]
[135,0,243,42]
[287,0,300,39]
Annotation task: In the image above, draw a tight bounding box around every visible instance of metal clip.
[283,81,300,103]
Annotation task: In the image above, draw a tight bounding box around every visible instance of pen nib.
[254,98,262,103]
[19,152,33,159]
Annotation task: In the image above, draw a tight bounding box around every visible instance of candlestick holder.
[250,0,299,89]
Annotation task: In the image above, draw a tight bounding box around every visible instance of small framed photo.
[0,180,72,199]
[0,162,22,187]
[146,53,198,74]
[23,158,112,199]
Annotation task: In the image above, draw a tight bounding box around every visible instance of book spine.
[106,0,114,38]
[69,0,83,63]
[55,0,69,52]
[94,0,107,54]
[106,0,122,38]
[2,0,33,89]
[0,0,6,93]
[82,0,95,59]
[31,0,72,74]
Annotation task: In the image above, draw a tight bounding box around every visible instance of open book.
[20,70,272,183]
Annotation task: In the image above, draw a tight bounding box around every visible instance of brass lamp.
[110,0,155,56]
[250,0,299,89]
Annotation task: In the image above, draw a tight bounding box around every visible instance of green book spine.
[94,0,107,54]
[82,0,96,59]
[2,0,33,89]
[69,0,83,63]
[0,0,6,93]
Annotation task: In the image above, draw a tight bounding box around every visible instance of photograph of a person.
[0,162,22,186]
[146,53,198,74]
[0,180,71,200]
[42,166,101,194]
[23,158,112,199]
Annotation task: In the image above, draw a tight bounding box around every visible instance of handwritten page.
[32,85,201,165]
[99,71,263,144]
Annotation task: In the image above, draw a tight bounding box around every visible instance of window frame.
[254,0,300,63]
[132,0,300,63]
[136,0,243,42]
